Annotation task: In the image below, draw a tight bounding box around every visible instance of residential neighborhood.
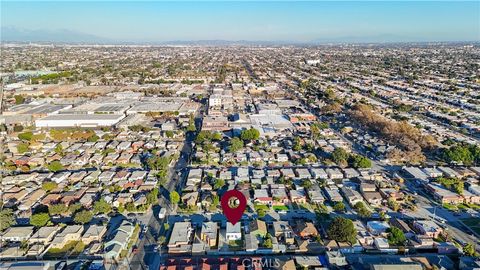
[0,42,480,270]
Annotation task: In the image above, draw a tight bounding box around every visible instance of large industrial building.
[35,114,125,128]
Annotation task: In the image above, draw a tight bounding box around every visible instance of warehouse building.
[35,114,125,128]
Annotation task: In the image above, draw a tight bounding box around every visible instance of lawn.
[442,203,458,211]
[460,217,480,236]
[273,205,289,211]
[46,240,85,257]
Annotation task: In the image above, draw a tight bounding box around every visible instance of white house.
[226,222,242,241]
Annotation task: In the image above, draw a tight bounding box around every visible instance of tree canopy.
[74,210,93,224]
[0,209,16,231]
[229,137,244,153]
[30,213,50,227]
[47,161,64,172]
[327,217,357,244]
[170,191,180,205]
[240,128,260,141]
[387,227,406,246]
[93,198,112,214]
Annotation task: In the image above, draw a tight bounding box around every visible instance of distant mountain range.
[1,26,477,45]
[1,26,112,44]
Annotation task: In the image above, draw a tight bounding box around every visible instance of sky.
[1,1,479,43]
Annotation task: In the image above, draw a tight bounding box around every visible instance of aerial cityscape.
[1,1,480,270]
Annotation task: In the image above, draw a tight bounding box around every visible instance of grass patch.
[442,203,458,211]
[228,239,244,250]
[273,205,289,211]
[46,240,85,257]
[254,203,269,212]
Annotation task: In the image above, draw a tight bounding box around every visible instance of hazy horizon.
[1,1,479,43]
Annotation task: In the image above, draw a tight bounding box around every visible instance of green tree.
[0,209,16,231]
[93,198,112,214]
[165,131,174,138]
[30,213,50,227]
[351,155,372,168]
[74,210,93,224]
[42,181,58,192]
[13,125,24,132]
[87,134,99,142]
[125,202,136,212]
[68,203,82,215]
[18,131,33,141]
[387,198,400,211]
[187,115,196,132]
[170,191,180,205]
[229,137,244,153]
[463,243,477,257]
[240,128,260,141]
[354,202,371,218]
[14,95,25,104]
[387,227,406,246]
[301,180,313,189]
[214,178,225,190]
[327,217,357,244]
[212,132,222,141]
[48,204,67,216]
[333,202,346,213]
[54,144,63,155]
[293,137,302,151]
[146,188,159,205]
[331,148,349,164]
[47,161,64,172]
[263,236,273,248]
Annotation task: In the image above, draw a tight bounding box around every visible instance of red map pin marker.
[221,189,247,225]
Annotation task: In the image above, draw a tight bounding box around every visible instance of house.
[280,168,295,178]
[311,168,328,180]
[271,188,290,205]
[290,189,307,204]
[343,168,360,178]
[426,183,464,204]
[374,237,389,249]
[1,226,34,242]
[168,222,193,254]
[362,191,383,206]
[324,187,343,203]
[186,168,202,187]
[294,221,318,239]
[326,251,348,268]
[105,220,135,259]
[181,192,199,207]
[295,168,312,179]
[18,189,46,211]
[341,186,364,206]
[413,220,443,238]
[82,225,107,245]
[308,187,325,204]
[326,168,343,179]
[226,222,242,241]
[366,221,390,236]
[273,221,294,244]
[29,226,60,245]
[200,222,218,247]
[254,189,272,205]
[249,220,267,238]
[49,225,84,249]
